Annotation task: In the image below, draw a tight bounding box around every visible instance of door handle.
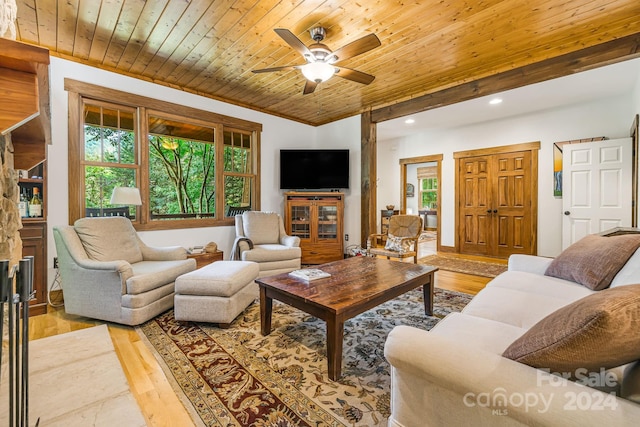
[493,209,498,213]
[486,209,492,214]
[564,211,571,216]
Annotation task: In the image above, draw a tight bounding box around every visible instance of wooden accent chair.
[367,214,423,263]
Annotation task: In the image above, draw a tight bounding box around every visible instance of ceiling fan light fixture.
[301,62,335,83]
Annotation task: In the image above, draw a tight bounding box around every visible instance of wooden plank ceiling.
[12,0,640,126]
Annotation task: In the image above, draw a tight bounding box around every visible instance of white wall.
[313,116,362,247]
[378,94,634,257]
[47,57,329,285]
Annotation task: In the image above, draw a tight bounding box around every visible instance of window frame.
[66,79,262,230]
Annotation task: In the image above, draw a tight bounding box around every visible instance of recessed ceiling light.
[489,98,503,105]
[404,118,415,124]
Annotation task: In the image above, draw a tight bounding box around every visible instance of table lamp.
[110,187,142,216]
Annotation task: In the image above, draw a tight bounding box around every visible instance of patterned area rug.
[137,288,472,426]
[419,254,508,278]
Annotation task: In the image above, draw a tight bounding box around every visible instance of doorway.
[400,154,443,257]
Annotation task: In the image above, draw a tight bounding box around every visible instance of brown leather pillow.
[545,234,640,290]
[503,284,640,374]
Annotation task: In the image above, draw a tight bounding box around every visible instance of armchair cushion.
[241,211,280,244]
[240,244,301,263]
[74,217,143,264]
[127,260,197,294]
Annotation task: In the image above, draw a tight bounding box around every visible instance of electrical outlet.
[345,234,349,241]
[53,257,58,269]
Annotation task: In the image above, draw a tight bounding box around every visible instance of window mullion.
[139,106,149,224]
[215,126,225,219]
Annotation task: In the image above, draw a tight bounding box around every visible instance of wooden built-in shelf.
[0,38,51,170]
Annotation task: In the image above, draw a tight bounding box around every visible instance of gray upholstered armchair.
[53,217,196,325]
[232,211,302,277]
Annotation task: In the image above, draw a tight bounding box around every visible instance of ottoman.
[174,261,259,327]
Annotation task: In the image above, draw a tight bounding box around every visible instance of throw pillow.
[502,284,640,375]
[544,234,640,290]
[384,234,412,253]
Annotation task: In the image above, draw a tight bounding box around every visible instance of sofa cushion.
[462,271,592,328]
[74,217,143,264]
[622,361,640,403]
[430,312,527,354]
[611,248,640,288]
[545,234,640,290]
[502,284,640,374]
[241,212,280,244]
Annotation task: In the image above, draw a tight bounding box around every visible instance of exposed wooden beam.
[372,32,640,123]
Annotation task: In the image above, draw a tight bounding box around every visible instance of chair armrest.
[508,254,553,274]
[74,258,131,272]
[367,233,386,249]
[280,235,301,247]
[385,325,639,426]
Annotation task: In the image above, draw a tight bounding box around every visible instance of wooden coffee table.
[256,256,438,380]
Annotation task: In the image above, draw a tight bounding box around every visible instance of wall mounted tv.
[279,149,349,190]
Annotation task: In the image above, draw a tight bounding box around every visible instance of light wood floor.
[27,253,501,426]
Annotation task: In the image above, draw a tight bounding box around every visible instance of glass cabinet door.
[290,205,310,239]
[317,204,338,240]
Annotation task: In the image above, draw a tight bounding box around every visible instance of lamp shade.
[301,62,335,83]
[110,187,142,205]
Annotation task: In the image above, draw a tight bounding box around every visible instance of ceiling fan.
[252,27,381,94]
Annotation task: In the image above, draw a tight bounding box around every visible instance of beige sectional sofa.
[385,232,640,426]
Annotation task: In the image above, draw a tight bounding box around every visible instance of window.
[83,101,138,218]
[147,115,216,220]
[223,130,254,217]
[417,166,438,210]
[67,80,262,229]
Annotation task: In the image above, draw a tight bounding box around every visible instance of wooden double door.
[456,143,539,258]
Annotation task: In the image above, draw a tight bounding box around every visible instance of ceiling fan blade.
[303,80,318,95]
[252,65,299,74]
[274,28,313,58]
[334,66,375,85]
[331,34,381,62]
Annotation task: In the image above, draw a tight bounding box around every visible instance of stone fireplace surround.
[1,133,22,269]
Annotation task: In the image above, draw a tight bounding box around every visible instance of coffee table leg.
[326,316,344,381]
[260,286,273,336]
[423,272,434,316]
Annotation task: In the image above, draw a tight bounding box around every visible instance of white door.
[562,138,632,249]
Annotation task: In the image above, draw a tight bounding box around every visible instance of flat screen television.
[279,149,349,190]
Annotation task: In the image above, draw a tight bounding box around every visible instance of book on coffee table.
[288,268,331,281]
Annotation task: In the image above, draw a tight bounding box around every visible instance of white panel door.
[562,138,632,249]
